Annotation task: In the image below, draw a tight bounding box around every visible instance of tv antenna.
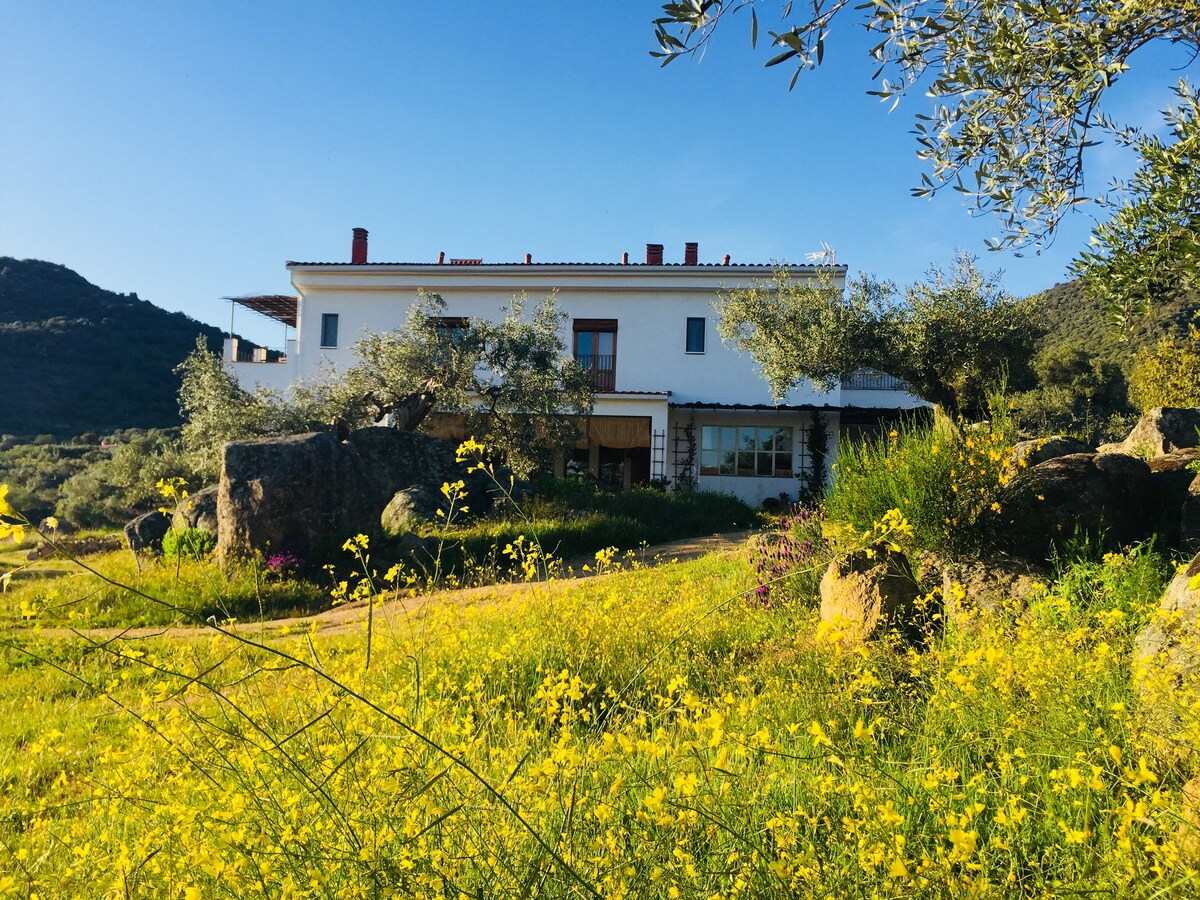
[805,242,837,265]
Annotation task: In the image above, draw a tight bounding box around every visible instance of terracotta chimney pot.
[351,228,368,264]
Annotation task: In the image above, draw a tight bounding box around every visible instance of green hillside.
[1031,277,1200,366]
[0,258,229,436]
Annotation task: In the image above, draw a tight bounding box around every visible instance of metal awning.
[226,294,298,328]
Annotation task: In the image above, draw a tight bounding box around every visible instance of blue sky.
[1,2,1193,347]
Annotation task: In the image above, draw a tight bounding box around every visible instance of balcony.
[225,337,288,364]
[575,354,616,392]
[840,370,910,392]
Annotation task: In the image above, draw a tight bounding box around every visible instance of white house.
[225,229,924,506]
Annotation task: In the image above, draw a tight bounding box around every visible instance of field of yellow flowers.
[1,532,1196,898]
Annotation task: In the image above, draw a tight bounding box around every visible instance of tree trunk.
[391,388,436,431]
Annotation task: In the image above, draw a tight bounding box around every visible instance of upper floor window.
[699,425,793,477]
[686,317,705,354]
[573,318,617,392]
[432,316,470,344]
[320,313,339,348]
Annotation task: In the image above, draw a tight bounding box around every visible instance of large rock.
[1133,553,1200,761]
[218,432,369,562]
[1011,436,1091,471]
[937,554,1047,627]
[382,487,444,533]
[173,484,219,534]
[1147,450,1200,550]
[347,427,460,510]
[217,427,499,562]
[38,516,77,536]
[125,510,171,553]
[1100,407,1200,458]
[1184,476,1200,556]
[819,548,923,643]
[991,452,1153,561]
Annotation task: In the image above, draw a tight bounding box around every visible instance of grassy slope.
[0,257,230,436]
[1,544,1194,897]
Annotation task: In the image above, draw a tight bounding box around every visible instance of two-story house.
[225,229,923,505]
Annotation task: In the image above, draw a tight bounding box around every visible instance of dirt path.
[24,530,755,643]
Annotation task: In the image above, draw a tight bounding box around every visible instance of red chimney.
[684,242,698,266]
[351,228,368,264]
[437,251,445,264]
[525,253,533,264]
[621,251,629,264]
[722,254,731,265]
[646,243,664,265]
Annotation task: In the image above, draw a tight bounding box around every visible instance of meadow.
[2,422,1199,899]
[1,530,1196,898]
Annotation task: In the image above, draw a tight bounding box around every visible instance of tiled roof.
[286,261,846,270]
[598,390,672,396]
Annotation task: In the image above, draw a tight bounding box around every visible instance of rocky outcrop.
[992,452,1152,561]
[1133,553,1200,761]
[173,484,219,534]
[1011,436,1091,470]
[1146,450,1200,549]
[125,510,171,553]
[938,555,1047,626]
[217,427,498,562]
[819,548,924,643]
[38,516,77,535]
[1099,407,1200,458]
[1184,477,1200,556]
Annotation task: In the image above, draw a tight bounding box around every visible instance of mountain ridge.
[0,257,231,436]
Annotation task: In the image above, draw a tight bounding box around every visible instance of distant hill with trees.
[1031,277,1200,366]
[0,257,230,436]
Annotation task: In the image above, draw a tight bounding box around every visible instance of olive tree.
[1074,83,1200,328]
[178,293,594,480]
[651,1,1200,296]
[716,254,1038,419]
[176,338,308,479]
[338,291,595,477]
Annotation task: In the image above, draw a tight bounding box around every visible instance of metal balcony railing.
[575,354,616,392]
[840,370,909,391]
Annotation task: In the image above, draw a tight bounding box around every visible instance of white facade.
[226,237,924,506]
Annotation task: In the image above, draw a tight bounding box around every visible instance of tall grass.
[0,549,329,627]
[406,482,760,582]
[824,412,1018,553]
[1,547,1193,897]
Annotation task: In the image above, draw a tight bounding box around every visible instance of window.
[573,318,617,391]
[699,425,793,477]
[432,316,469,342]
[686,317,705,353]
[320,313,339,348]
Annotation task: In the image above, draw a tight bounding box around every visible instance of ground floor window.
[699,425,793,477]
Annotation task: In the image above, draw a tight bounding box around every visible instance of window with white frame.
[699,425,794,477]
[685,317,705,353]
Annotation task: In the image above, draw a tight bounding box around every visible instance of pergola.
[226,294,298,328]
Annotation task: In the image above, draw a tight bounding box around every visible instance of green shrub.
[161,527,216,562]
[1128,325,1200,411]
[56,429,198,528]
[823,413,1017,553]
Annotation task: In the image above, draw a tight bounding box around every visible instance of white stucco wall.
[223,260,920,505]
[283,264,848,409]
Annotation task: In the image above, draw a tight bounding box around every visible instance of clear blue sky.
[1,2,1192,347]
